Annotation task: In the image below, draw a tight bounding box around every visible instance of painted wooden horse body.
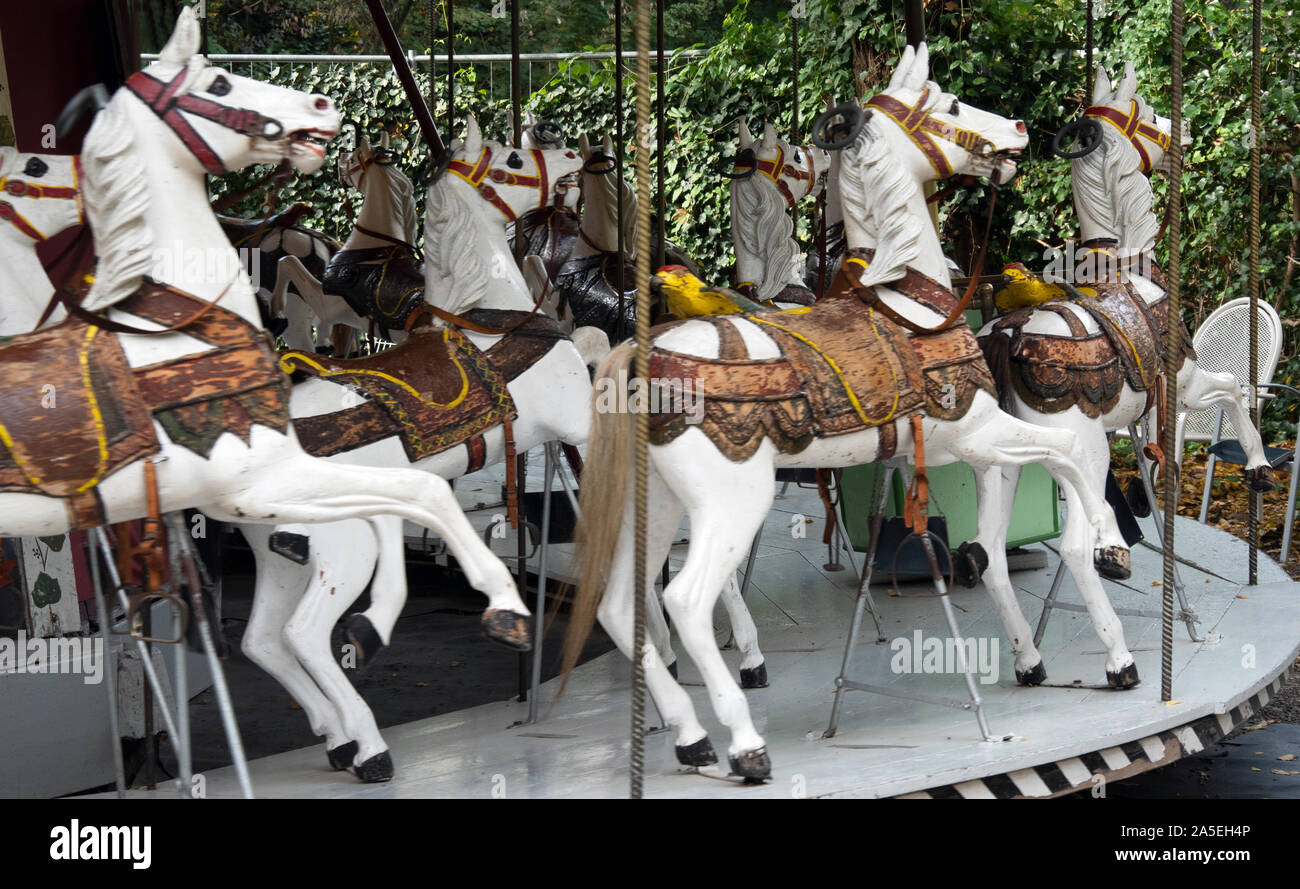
[232,120,603,780]
[0,9,528,766]
[975,65,1273,674]
[562,45,1136,782]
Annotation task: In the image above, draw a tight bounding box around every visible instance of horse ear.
[761,122,778,150]
[887,45,915,91]
[381,131,390,149]
[1116,61,1137,102]
[1092,65,1112,104]
[464,115,482,155]
[578,133,591,158]
[738,121,753,149]
[903,42,929,90]
[159,5,201,67]
[602,134,614,156]
[358,136,370,156]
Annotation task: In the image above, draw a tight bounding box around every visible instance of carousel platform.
[182,465,1298,799]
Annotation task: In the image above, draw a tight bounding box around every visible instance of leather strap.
[504,414,519,529]
[904,415,930,536]
[446,145,549,223]
[866,90,996,180]
[1085,100,1171,175]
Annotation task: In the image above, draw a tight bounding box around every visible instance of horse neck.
[574,172,623,259]
[0,245,59,334]
[430,186,536,314]
[731,178,799,296]
[131,159,262,322]
[343,171,408,250]
[825,159,843,228]
[847,179,951,288]
[1073,174,1121,246]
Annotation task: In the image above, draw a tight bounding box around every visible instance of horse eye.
[208,75,232,97]
[23,158,48,178]
[949,100,959,116]
[507,151,524,169]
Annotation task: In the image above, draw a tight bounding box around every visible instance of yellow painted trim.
[75,327,109,492]
[279,328,470,409]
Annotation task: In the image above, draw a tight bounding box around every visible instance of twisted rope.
[1248,0,1262,586]
[1161,0,1185,703]
[629,0,654,800]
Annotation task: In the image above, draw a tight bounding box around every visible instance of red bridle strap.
[125,68,284,175]
[0,157,85,240]
[1085,100,1171,176]
[750,144,818,208]
[446,146,550,222]
[866,89,996,180]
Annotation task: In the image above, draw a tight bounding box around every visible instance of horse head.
[1088,62,1189,177]
[0,149,84,247]
[867,42,1027,186]
[120,6,339,178]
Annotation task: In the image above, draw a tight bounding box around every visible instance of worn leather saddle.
[322,242,425,335]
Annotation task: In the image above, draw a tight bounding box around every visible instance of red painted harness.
[0,158,85,241]
[746,144,819,208]
[445,146,553,222]
[865,88,997,180]
[124,67,285,174]
[1085,100,1171,175]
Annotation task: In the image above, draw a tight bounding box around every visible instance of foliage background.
[156,0,1299,434]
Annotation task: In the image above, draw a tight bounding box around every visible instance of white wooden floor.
[187,461,1300,798]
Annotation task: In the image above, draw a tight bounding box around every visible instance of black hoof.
[1094,545,1131,580]
[352,750,394,783]
[676,736,719,767]
[1106,661,1140,689]
[728,747,772,783]
[952,541,988,589]
[1125,478,1151,518]
[667,660,678,680]
[268,530,309,565]
[481,610,532,651]
[345,613,385,667]
[740,663,769,689]
[1016,661,1048,686]
[1245,466,1276,493]
[326,740,357,771]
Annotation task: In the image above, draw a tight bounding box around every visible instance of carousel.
[0,0,1294,800]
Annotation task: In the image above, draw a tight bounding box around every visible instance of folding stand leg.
[1130,423,1202,641]
[165,514,254,799]
[920,532,993,742]
[526,442,556,724]
[826,464,892,738]
[1032,560,1069,649]
[88,538,127,799]
[164,532,192,798]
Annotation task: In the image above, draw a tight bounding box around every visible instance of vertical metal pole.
[1161,0,1186,703]
[656,0,666,270]
[511,0,525,269]
[630,0,655,800]
[515,452,529,700]
[446,0,455,138]
[615,0,627,342]
[1085,0,1094,102]
[89,539,126,798]
[1247,0,1262,586]
[166,528,191,798]
[527,443,556,723]
[903,0,926,48]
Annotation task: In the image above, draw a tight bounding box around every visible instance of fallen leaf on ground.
[1243,721,1269,731]
[1278,754,1297,761]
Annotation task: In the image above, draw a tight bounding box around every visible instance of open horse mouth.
[986,147,1023,182]
[288,128,336,158]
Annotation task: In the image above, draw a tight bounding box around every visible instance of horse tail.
[559,342,636,688]
[570,325,612,369]
[979,328,1019,415]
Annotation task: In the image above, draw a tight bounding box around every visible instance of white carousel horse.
[269,132,402,352]
[975,64,1273,679]
[0,147,84,331]
[0,5,528,709]
[232,117,600,780]
[562,43,1135,781]
[729,121,829,307]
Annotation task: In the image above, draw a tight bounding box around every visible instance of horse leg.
[348,514,408,665]
[223,457,532,649]
[272,256,323,352]
[596,468,714,766]
[720,574,767,687]
[281,520,395,781]
[971,464,1046,684]
[1181,366,1274,491]
[657,440,774,780]
[238,523,354,769]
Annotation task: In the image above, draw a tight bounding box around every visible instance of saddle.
[285,312,568,468]
[981,277,1195,419]
[648,267,996,463]
[554,252,636,335]
[322,242,424,335]
[0,280,291,528]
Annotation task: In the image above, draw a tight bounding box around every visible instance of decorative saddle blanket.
[322,242,424,335]
[647,269,996,463]
[284,310,568,468]
[0,280,291,528]
[981,278,1196,419]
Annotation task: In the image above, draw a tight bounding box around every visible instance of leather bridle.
[125,66,287,175]
[866,88,999,180]
[0,159,84,241]
[445,145,554,223]
[1084,99,1172,176]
